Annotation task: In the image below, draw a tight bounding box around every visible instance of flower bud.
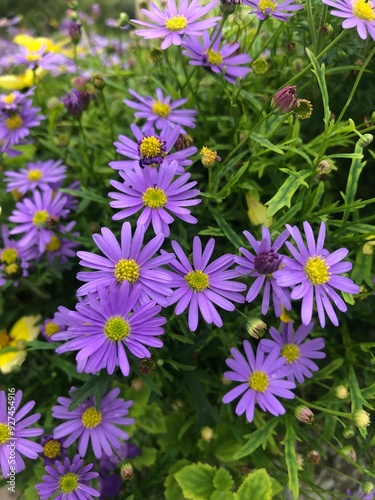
[120,463,134,480]
[138,358,156,375]
[91,3,101,17]
[357,133,373,148]
[246,318,267,339]
[342,445,356,461]
[131,378,143,391]
[353,409,371,429]
[175,134,194,150]
[252,58,269,75]
[200,146,221,168]
[47,97,63,110]
[343,426,355,439]
[150,47,163,62]
[296,453,304,470]
[69,21,81,44]
[272,86,297,113]
[294,99,313,120]
[118,12,129,27]
[91,74,106,90]
[295,405,314,424]
[362,482,374,494]
[307,450,320,465]
[201,426,214,442]
[335,385,349,399]
[319,24,333,37]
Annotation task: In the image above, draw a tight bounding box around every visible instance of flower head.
[13,44,67,74]
[272,85,297,113]
[244,0,303,21]
[40,435,67,466]
[0,225,36,286]
[322,0,375,41]
[0,99,44,147]
[62,89,91,115]
[4,159,67,194]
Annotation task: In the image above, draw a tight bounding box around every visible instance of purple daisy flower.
[4,159,67,194]
[40,434,67,466]
[109,123,197,173]
[76,221,174,306]
[109,160,201,237]
[13,45,67,74]
[44,221,80,265]
[260,321,326,384]
[182,28,252,84]
[62,89,91,116]
[52,387,134,458]
[35,454,99,500]
[322,0,375,41]
[0,99,45,147]
[132,0,221,50]
[0,389,43,477]
[346,486,375,500]
[54,282,166,376]
[41,305,77,342]
[8,188,69,254]
[124,88,197,132]
[0,88,35,113]
[244,0,303,21]
[235,226,291,317]
[222,341,295,422]
[166,236,247,331]
[274,221,360,327]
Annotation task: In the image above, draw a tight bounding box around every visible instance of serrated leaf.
[210,491,235,500]
[164,459,191,500]
[284,416,299,499]
[175,463,216,500]
[129,446,157,469]
[250,133,284,154]
[235,469,272,500]
[234,419,279,459]
[137,403,167,434]
[265,170,311,217]
[213,468,233,492]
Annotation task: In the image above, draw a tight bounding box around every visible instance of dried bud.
[92,74,106,90]
[307,450,320,465]
[272,86,297,113]
[175,134,194,150]
[201,426,214,442]
[295,406,314,424]
[294,99,313,120]
[287,41,296,53]
[335,385,349,399]
[200,146,221,168]
[319,24,333,37]
[150,47,163,62]
[342,445,356,462]
[357,133,373,148]
[353,409,371,429]
[46,216,60,230]
[317,160,333,175]
[219,0,242,14]
[120,463,134,481]
[246,318,267,339]
[252,58,269,75]
[343,426,355,439]
[131,378,143,391]
[69,21,81,44]
[138,358,156,375]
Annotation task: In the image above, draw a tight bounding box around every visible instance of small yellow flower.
[0,68,45,90]
[245,192,272,227]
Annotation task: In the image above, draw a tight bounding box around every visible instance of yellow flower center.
[5,114,24,130]
[142,187,167,209]
[184,270,210,292]
[258,0,277,11]
[165,15,188,32]
[249,370,269,392]
[139,136,163,158]
[26,53,41,62]
[59,473,78,493]
[81,407,102,429]
[0,331,10,349]
[352,0,375,21]
[104,316,131,341]
[304,256,330,285]
[205,49,223,66]
[46,236,61,252]
[44,322,60,337]
[1,93,15,104]
[43,439,61,459]
[114,258,140,283]
[281,343,300,363]
[152,101,171,118]
[0,423,11,445]
[27,169,43,181]
[4,263,19,276]
[200,146,218,167]
[32,210,49,226]
[1,248,18,264]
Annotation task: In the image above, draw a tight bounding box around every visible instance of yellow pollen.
[27,169,43,181]
[0,332,10,349]
[139,136,163,158]
[258,0,277,11]
[249,370,269,392]
[1,93,15,104]
[184,270,210,292]
[114,259,140,283]
[1,248,18,264]
[32,210,49,226]
[165,15,188,32]
[59,473,78,493]
[5,114,23,130]
[304,256,330,285]
[43,439,61,459]
[0,423,11,445]
[200,146,218,167]
[281,344,300,363]
[152,101,171,118]
[81,407,102,429]
[26,52,41,62]
[44,322,60,337]
[205,49,223,66]
[142,187,167,209]
[46,236,61,252]
[104,316,131,341]
[4,263,19,276]
[352,0,375,21]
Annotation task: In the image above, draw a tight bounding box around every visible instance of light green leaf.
[164,460,191,500]
[129,446,157,469]
[284,416,299,499]
[351,247,373,287]
[250,133,284,154]
[265,170,311,217]
[210,491,235,500]
[137,403,167,434]
[233,419,279,459]
[175,463,216,500]
[213,468,233,492]
[311,358,343,381]
[235,469,272,500]
[306,48,330,128]
[342,143,366,224]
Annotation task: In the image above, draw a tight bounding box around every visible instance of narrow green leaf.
[25,340,60,351]
[342,143,366,224]
[68,376,104,411]
[265,170,311,217]
[312,358,343,381]
[165,359,196,371]
[250,133,284,155]
[233,419,279,459]
[235,469,272,500]
[207,206,244,249]
[284,416,299,499]
[175,463,216,500]
[305,48,330,128]
[59,188,108,205]
[351,247,374,287]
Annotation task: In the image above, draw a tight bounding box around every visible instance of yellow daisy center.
[281,344,300,363]
[32,210,49,226]
[0,331,10,349]
[139,136,163,158]
[152,101,171,118]
[1,248,18,264]
[104,316,130,341]
[304,256,330,285]
[59,473,78,493]
[114,258,140,283]
[165,15,188,32]
[0,423,11,444]
[205,49,223,66]
[81,407,102,429]
[43,439,61,459]
[27,169,43,181]
[352,0,375,21]
[1,93,15,104]
[184,270,210,292]
[142,187,167,209]
[258,0,277,11]
[46,236,62,252]
[44,322,60,337]
[4,263,19,276]
[26,52,41,62]
[5,114,24,130]
[249,370,269,392]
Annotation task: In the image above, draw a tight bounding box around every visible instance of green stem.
[247,20,264,55]
[315,4,328,55]
[295,396,352,418]
[306,0,317,53]
[252,23,284,61]
[101,89,115,143]
[209,14,229,50]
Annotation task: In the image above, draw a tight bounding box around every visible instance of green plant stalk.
[315,4,328,54]
[295,396,352,418]
[306,0,317,53]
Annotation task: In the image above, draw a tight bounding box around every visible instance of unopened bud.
[246,318,267,339]
[69,21,81,44]
[252,58,268,75]
[46,216,60,230]
[71,77,87,91]
[296,453,304,470]
[201,426,214,442]
[342,445,356,461]
[319,24,333,37]
[175,134,194,150]
[353,409,371,429]
[92,74,106,90]
[272,86,297,113]
[362,482,374,494]
[307,450,320,465]
[317,160,333,175]
[47,97,63,110]
[294,99,313,120]
[131,378,143,391]
[118,12,129,27]
[357,133,373,148]
[335,385,349,399]
[343,426,355,439]
[120,463,134,480]
[150,47,163,62]
[295,406,314,424]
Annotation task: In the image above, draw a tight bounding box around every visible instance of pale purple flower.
[222,341,295,422]
[13,45,67,74]
[109,160,201,237]
[166,236,247,331]
[322,0,375,40]
[4,159,67,194]
[39,434,67,466]
[274,221,360,327]
[346,486,375,500]
[244,0,303,21]
[260,321,325,383]
[132,0,221,50]
[0,100,44,147]
[235,227,291,317]
[0,88,35,113]
[44,221,80,265]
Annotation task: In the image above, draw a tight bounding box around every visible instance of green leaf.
[250,133,284,155]
[129,446,157,469]
[235,469,272,500]
[175,463,217,500]
[67,376,105,411]
[233,419,279,459]
[342,143,366,224]
[207,206,244,249]
[165,359,197,371]
[216,161,250,199]
[213,468,233,492]
[305,48,330,129]
[25,340,60,350]
[59,187,108,205]
[284,416,299,499]
[50,357,90,383]
[312,358,343,381]
[265,170,311,217]
[212,425,243,462]
[351,247,374,287]
[210,491,235,500]
[164,459,191,500]
[137,403,167,434]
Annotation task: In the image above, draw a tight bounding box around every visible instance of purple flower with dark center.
[0,389,43,477]
[124,88,197,132]
[181,29,252,84]
[222,341,295,422]
[274,221,360,327]
[0,100,44,147]
[4,159,67,194]
[132,0,221,50]
[109,123,197,174]
[62,89,91,116]
[76,222,174,306]
[54,283,166,376]
[44,221,80,265]
[166,236,246,331]
[35,454,100,499]
[244,0,303,21]
[235,226,291,317]
[323,0,375,41]
[109,160,201,237]
[9,188,69,254]
[40,434,67,466]
[13,45,67,74]
[260,321,325,383]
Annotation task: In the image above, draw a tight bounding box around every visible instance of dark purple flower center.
[254,249,281,275]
